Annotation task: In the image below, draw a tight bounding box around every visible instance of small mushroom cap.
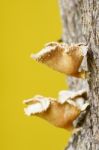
[23,94,81,129]
[23,89,87,116]
[23,91,89,130]
[24,95,51,116]
[31,42,88,75]
[58,89,87,104]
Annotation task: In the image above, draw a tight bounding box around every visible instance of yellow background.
[1,0,71,150]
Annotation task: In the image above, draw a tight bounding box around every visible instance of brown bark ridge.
[59,0,99,150]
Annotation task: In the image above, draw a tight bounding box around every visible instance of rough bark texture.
[59,0,99,150]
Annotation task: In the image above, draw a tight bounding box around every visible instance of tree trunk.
[59,0,99,149]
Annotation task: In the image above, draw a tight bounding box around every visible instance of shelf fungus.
[31,42,88,78]
[23,89,89,130]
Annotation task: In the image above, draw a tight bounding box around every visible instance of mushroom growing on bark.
[31,42,88,78]
[23,89,89,130]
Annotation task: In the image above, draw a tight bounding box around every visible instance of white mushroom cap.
[24,95,51,116]
[58,89,87,104]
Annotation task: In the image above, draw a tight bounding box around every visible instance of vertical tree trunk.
[59,0,99,149]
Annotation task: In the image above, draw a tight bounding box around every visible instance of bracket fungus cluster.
[23,42,89,131]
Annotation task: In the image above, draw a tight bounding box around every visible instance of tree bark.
[59,0,99,150]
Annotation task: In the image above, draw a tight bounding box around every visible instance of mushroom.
[31,42,88,78]
[23,89,89,130]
